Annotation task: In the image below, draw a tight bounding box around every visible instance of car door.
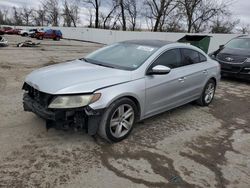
[178,48,209,99]
[145,48,187,117]
[44,30,52,38]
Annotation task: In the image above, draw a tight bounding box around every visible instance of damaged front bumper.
[23,93,104,135]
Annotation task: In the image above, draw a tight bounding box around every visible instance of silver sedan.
[23,40,220,142]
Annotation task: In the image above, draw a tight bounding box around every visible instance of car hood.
[25,59,132,94]
[218,47,250,57]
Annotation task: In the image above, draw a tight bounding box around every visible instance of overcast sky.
[0,0,249,26]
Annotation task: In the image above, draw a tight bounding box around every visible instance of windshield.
[85,43,158,70]
[226,38,250,50]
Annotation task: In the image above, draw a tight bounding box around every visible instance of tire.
[98,98,138,143]
[38,36,43,40]
[54,37,60,41]
[23,33,28,37]
[196,79,216,106]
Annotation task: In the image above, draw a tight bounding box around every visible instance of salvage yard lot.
[0,35,249,188]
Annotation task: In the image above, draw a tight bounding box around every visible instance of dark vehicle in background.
[36,29,62,40]
[5,28,22,35]
[210,35,250,80]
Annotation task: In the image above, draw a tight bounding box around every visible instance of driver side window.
[151,49,182,69]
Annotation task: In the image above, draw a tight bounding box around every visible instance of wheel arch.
[209,77,217,87]
[107,94,142,120]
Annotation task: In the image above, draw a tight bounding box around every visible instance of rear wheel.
[38,35,43,40]
[197,79,216,106]
[98,98,138,142]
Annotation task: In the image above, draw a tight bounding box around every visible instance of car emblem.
[225,57,233,62]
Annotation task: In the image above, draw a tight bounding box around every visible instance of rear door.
[178,48,209,99]
[44,30,53,38]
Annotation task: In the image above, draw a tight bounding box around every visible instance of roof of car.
[121,40,173,47]
[237,35,250,39]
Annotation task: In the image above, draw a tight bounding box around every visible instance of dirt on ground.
[0,35,249,188]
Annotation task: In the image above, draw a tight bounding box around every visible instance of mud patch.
[0,138,100,188]
[99,143,195,188]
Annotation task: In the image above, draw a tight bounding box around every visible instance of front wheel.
[98,98,138,143]
[196,79,216,106]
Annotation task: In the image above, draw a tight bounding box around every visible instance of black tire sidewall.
[105,98,138,142]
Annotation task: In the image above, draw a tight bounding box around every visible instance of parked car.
[1,27,12,32]
[0,36,8,47]
[210,35,250,80]
[30,28,44,38]
[0,29,4,35]
[36,29,62,40]
[0,27,12,35]
[22,40,220,142]
[19,29,38,37]
[5,28,22,35]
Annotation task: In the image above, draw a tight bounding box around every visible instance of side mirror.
[219,45,224,49]
[147,65,171,75]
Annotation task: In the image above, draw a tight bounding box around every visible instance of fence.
[2,25,242,53]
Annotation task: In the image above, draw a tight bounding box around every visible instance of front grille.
[22,83,52,107]
[217,53,247,64]
[221,64,241,73]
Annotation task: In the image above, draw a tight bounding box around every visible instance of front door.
[145,49,186,117]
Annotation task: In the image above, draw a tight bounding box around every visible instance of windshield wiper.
[79,57,89,62]
[80,58,115,68]
[93,63,115,68]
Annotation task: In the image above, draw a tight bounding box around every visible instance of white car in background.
[19,29,41,37]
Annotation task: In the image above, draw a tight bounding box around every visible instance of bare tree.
[178,0,229,33]
[124,0,138,31]
[21,7,34,26]
[237,23,250,34]
[83,0,101,28]
[144,0,177,32]
[118,0,127,30]
[12,7,23,25]
[42,0,60,26]
[99,0,118,29]
[165,11,184,32]
[33,6,46,26]
[86,8,94,27]
[0,9,12,25]
[62,0,79,27]
[210,14,239,33]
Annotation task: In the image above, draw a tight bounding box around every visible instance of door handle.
[202,70,208,74]
[178,77,186,82]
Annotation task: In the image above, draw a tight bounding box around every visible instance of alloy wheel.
[110,104,135,138]
[204,83,215,104]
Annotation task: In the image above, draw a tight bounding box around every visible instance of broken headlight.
[48,93,101,109]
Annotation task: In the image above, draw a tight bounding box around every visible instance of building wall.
[3,25,242,53]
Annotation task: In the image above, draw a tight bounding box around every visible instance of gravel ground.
[0,35,249,188]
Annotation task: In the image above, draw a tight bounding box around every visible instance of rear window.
[181,49,207,65]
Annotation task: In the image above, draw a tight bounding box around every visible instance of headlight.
[48,93,101,109]
[245,58,250,63]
